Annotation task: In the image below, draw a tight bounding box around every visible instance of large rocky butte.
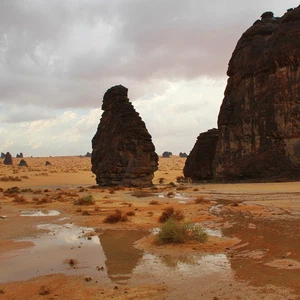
[185,7,300,182]
[91,85,158,187]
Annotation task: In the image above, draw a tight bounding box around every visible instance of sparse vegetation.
[0,176,22,182]
[103,209,128,223]
[74,194,95,205]
[194,196,209,204]
[176,185,188,191]
[176,176,190,183]
[126,211,135,216]
[4,186,20,195]
[157,218,208,244]
[158,207,185,223]
[149,200,159,205]
[12,195,27,203]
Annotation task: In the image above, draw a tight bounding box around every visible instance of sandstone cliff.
[91,85,158,187]
[185,7,300,181]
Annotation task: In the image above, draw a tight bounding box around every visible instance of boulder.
[4,152,13,165]
[18,159,28,167]
[184,129,219,181]
[45,161,52,166]
[91,85,158,187]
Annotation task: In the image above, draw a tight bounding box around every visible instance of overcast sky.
[0,0,298,157]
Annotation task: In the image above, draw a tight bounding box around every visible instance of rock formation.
[18,159,28,167]
[45,161,52,166]
[16,153,23,158]
[179,152,188,158]
[184,129,219,180]
[162,151,172,158]
[185,7,300,181]
[4,152,13,165]
[85,152,92,158]
[1,153,5,159]
[91,85,158,187]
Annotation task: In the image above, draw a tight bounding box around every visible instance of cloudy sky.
[0,0,298,157]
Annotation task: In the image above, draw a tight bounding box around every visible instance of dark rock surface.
[91,85,158,187]
[185,7,300,182]
[45,161,52,166]
[4,152,13,165]
[85,152,92,158]
[184,129,219,181]
[215,7,300,181]
[18,159,28,167]
[16,153,23,158]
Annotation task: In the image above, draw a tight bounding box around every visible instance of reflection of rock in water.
[99,230,146,283]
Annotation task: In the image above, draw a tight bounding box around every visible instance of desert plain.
[0,155,300,299]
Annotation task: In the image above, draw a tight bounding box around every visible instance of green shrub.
[74,194,95,205]
[157,218,208,244]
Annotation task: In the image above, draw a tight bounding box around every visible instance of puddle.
[0,223,109,283]
[221,214,300,293]
[20,210,61,217]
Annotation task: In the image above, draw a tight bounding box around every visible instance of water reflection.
[99,230,146,284]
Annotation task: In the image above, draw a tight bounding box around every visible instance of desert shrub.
[176,176,190,183]
[131,191,155,198]
[33,189,43,195]
[158,207,185,223]
[21,188,33,193]
[12,195,27,203]
[4,186,20,195]
[82,210,90,216]
[194,196,208,204]
[159,178,165,184]
[169,182,176,187]
[156,218,208,244]
[103,209,128,223]
[176,185,188,191]
[167,192,175,198]
[33,197,52,205]
[74,194,95,205]
[0,176,22,182]
[149,200,159,205]
[126,211,135,216]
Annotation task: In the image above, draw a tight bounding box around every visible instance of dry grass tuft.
[103,209,128,223]
[158,207,185,223]
[12,195,27,203]
[149,200,159,205]
[74,194,95,205]
[194,196,209,204]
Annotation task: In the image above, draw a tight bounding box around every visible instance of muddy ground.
[0,156,300,299]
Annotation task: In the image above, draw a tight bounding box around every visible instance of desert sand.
[0,156,300,299]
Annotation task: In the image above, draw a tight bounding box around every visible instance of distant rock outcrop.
[179,152,188,158]
[45,161,52,166]
[18,159,28,167]
[162,151,172,158]
[185,7,300,182]
[16,153,23,158]
[85,152,92,158]
[4,152,13,165]
[91,85,158,187]
[184,129,219,181]
[1,153,5,159]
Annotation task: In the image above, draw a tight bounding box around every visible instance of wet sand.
[0,156,300,299]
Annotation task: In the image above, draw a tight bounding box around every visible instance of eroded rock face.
[214,7,300,181]
[184,129,219,181]
[4,152,13,165]
[91,85,158,187]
